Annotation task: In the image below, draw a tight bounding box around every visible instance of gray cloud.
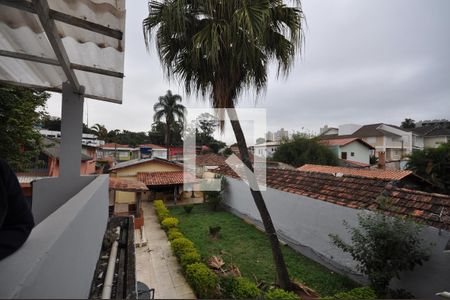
[46,0,450,140]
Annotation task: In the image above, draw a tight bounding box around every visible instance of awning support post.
[59,82,85,179]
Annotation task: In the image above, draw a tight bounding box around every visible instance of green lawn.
[169,204,357,296]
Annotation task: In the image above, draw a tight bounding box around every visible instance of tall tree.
[153,90,186,157]
[144,0,304,289]
[0,84,49,171]
[401,118,416,129]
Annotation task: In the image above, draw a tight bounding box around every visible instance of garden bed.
[169,204,358,297]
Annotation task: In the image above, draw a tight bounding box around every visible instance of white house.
[252,141,280,158]
[319,137,374,165]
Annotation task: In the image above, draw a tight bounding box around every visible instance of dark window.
[351,152,355,157]
[341,152,347,159]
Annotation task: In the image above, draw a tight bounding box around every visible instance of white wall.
[222,177,450,299]
[339,142,371,164]
[152,149,168,159]
[424,136,448,148]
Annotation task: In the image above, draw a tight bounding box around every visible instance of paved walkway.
[136,201,196,299]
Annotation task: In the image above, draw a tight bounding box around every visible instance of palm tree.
[153,90,186,158]
[91,123,108,141]
[144,0,303,290]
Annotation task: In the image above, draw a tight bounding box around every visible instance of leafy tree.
[91,123,108,141]
[40,115,61,131]
[201,175,227,211]
[330,210,431,297]
[148,121,184,147]
[407,142,450,194]
[273,137,339,167]
[144,0,303,289]
[401,118,416,129]
[0,85,49,171]
[153,90,186,156]
[256,138,266,145]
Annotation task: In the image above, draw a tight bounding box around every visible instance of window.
[351,152,355,157]
[341,152,347,159]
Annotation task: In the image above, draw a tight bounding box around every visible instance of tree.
[407,142,450,194]
[256,138,266,145]
[401,118,416,129]
[91,123,108,141]
[40,115,61,131]
[273,137,339,167]
[0,84,49,171]
[153,90,186,156]
[330,209,431,297]
[144,0,303,289]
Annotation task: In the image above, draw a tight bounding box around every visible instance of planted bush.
[265,288,299,299]
[333,287,376,299]
[184,204,194,214]
[168,228,184,241]
[209,226,221,238]
[180,250,201,268]
[171,237,195,257]
[230,277,261,299]
[161,217,179,231]
[185,263,218,299]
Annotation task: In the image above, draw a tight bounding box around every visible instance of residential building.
[318,137,374,165]
[319,123,423,163]
[97,143,140,162]
[265,131,275,141]
[319,125,338,136]
[252,141,280,158]
[140,143,168,159]
[274,128,289,142]
[39,129,105,147]
[411,126,450,148]
[109,158,201,206]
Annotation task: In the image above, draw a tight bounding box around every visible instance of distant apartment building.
[319,123,423,163]
[266,128,289,142]
[265,131,275,141]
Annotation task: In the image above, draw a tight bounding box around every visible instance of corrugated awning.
[0,0,125,103]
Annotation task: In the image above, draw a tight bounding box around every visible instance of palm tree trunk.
[226,105,292,290]
[165,122,170,159]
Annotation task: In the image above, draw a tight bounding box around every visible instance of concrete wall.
[32,175,95,225]
[222,177,450,298]
[0,175,109,299]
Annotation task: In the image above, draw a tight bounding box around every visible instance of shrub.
[231,277,261,299]
[330,211,432,296]
[333,287,377,300]
[184,204,194,214]
[168,228,184,241]
[185,263,218,299]
[265,288,299,299]
[180,250,201,268]
[171,237,195,257]
[161,217,179,230]
[153,199,165,209]
[156,208,170,222]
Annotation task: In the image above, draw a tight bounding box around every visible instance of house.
[411,126,450,148]
[140,143,167,159]
[252,141,280,158]
[318,137,374,165]
[109,157,201,205]
[97,143,140,162]
[320,123,423,164]
[39,129,105,147]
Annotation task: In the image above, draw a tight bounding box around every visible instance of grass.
[169,204,358,296]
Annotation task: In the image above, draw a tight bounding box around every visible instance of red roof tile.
[213,165,450,231]
[319,138,374,149]
[195,153,227,167]
[109,177,148,192]
[297,164,413,180]
[137,171,197,186]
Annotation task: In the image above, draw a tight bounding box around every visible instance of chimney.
[378,152,386,169]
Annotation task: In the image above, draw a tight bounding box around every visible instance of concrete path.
[136,201,196,299]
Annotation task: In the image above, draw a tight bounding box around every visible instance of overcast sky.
[46,0,450,143]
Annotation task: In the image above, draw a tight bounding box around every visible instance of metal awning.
[0,0,125,103]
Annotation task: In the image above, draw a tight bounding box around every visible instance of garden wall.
[222,177,450,299]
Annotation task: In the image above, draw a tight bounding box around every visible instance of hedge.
[185,263,219,299]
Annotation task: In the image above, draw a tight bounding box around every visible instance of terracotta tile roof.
[109,177,149,192]
[137,171,197,186]
[297,164,413,180]
[140,143,166,150]
[212,165,450,231]
[341,159,370,168]
[319,138,375,149]
[195,153,227,167]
